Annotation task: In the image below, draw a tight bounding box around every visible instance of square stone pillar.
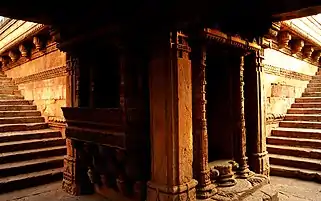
[147,32,198,201]
[244,51,269,176]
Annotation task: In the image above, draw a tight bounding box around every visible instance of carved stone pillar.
[147,31,197,201]
[190,30,216,199]
[244,49,269,176]
[234,54,251,178]
[62,140,94,195]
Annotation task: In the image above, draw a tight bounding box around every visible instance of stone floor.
[0,176,320,201]
[270,176,321,201]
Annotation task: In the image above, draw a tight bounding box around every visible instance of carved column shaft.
[190,30,216,199]
[244,49,269,176]
[234,54,250,178]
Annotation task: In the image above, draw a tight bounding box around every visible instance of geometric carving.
[278,31,291,49]
[291,39,304,55]
[302,45,314,58]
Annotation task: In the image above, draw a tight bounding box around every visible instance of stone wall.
[5,48,67,122]
[262,48,318,136]
[0,19,68,123]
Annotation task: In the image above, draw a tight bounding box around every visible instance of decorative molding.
[205,28,261,51]
[13,65,68,85]
[2,42,58,71]
[263,21,321,67]
[263,64,313,81]
[0,23,46,55]
[266,113,286,124]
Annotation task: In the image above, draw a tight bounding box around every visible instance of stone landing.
[210,174,279,201]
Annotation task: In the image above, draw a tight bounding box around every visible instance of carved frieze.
[278,31,291,49]
[291,39,304,55]
[13,65,68,85]
[263,64,312,81]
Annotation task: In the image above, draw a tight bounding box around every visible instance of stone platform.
[210,174,279,201]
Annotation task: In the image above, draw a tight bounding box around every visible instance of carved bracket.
[278,31,291,49]
[312,50,321,61]
[19,44,28,57]
[291,39,304,55]
[33,36,44,50]
[8,51,19,62]
[302,45,314,58]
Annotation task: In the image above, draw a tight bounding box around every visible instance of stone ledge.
[263,64,313,81]
[266,113,286,125]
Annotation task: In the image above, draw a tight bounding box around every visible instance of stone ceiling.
[285,14,321,47]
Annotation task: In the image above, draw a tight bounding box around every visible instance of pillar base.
[147,179,198,201]
[236,167,253,179]
[196,183,217,200]
[250,151,270,176]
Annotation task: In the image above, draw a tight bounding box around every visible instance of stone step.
[0,122,48,132]
[272,127,321,140]
[0,100,32,105]
[279,120,321,129]
[309,79,321,83]
[0,94,24,100]
[0,85,18,90]
[270,165,321,183]
[267,144,321,159]
[295,97,321,103]
[269,154,321,171]
[302,92,321,97]
[288,108,321,114]
[306,87,321,92]
[0,89,21,95]
[0,110,41,117]
[268,136,321,148]
[292,102,321,108]
[284,114,321,121]
[0,168,62,193]
[0,129,61,143]
[0,146,66,164]
[308,83,321,88]
[0,105,36,111]
[0,137,65,153]
[0,116,44,124]
[0,156,63,178]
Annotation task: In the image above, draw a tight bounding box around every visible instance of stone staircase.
[0,73,66,193]
[268,69,321,182]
